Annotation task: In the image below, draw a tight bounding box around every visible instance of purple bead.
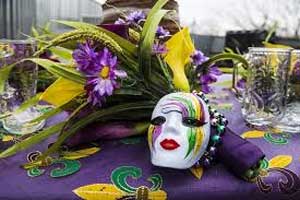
[203,158,211,167]
[209,146,217,156]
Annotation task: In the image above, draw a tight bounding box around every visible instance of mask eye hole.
[151,116,166,126]
[183,117,206,127]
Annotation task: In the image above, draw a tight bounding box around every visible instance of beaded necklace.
[193,91,228,168]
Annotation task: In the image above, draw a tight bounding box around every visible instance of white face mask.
[148,92,211,169]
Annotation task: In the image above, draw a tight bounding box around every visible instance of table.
[0,78,300,200]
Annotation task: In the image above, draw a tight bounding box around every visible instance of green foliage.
[202,53,249,69]
[40,101,156,160]
[26,58,85,84]
[0,63,15,93]
[139,5,169,79]
[49,46,73,61]
[34,30,123,58]
[0,122,65,159]
[54,20,137,56]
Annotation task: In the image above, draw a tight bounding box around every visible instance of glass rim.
[0,39,36,45]
[248,47,292,52]
[292,49,300,53]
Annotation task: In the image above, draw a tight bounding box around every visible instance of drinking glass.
[0,39,45,135]
[276,49,300,133]
[241,48,291,126]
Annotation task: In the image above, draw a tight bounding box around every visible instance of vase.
[275,49,300,133]
[241,47,291,127]
[0,39,45,135]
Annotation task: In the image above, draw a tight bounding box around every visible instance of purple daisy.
[156,26,170,38]
[126,11,146,25]
[73,42,100,75]
[191,50,209,66]
[152,43,168,55]
[85,47,127,106]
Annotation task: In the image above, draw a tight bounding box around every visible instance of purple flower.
[85,48,127,106]
[114,18,126,25]
[201,84,213,94]
[191,50,209,66]
[237,78,246,89]
[73,42,100,75]
[85,78,106,106]
[156,26,170,38]
[199,65,222,94]
[126,11,146,25]
[152,43,168,55]
[200,65,222,84]
[293,61,300,77]
[74,44,127,106]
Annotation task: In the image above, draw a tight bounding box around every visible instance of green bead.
[212,135,221,143]
[217,125,225,133]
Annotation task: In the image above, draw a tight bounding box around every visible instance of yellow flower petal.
[2,135,14,142]
[190,166,204,180]
[73,184,125,200]
[268,155,293,168]
[164,27,195,92]
[241,130,265,139]
[40,78,84,107]
[62,147,101,160]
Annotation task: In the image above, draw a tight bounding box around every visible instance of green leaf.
[40,101,156,159]
[30,105,63,123]
[203,53,249,69]
[61,147,101,160]
[54,20,137,56]
[0,63,15,93]
[49,46,73,61]
[26,58,85,84]
[114,89,143,96]
[0,122,65,158]
[31,26,39,37]
[14,93,42,114]
[139,0,169,79]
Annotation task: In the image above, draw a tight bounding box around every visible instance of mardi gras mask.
[148,92,210,169]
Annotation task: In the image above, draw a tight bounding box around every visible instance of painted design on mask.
[149,93,206,160]
[148,124,163,151]
[165,94,205,159]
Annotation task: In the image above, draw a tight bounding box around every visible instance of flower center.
[100,66,110,79]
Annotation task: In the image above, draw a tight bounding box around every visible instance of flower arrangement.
[0,0,248,168]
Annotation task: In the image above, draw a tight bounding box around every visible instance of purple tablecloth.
[1,81,300,200]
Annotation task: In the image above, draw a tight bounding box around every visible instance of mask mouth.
[160,139,180,150]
